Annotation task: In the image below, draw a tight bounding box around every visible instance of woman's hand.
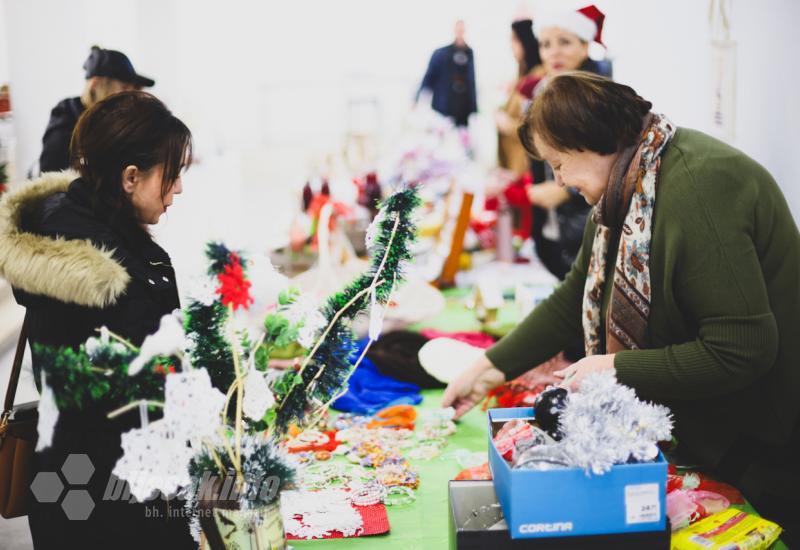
[526,181,571,209]
[442,354,506,420]
[554,354,616,391]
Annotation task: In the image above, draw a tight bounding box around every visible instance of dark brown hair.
[70,90,192,230]
[518,71,652,158]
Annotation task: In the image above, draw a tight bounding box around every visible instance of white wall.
[1,0,798,217]
[599,0,800,219]
[0,1,8,84]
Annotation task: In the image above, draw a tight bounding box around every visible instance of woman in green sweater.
[442,72,800,540]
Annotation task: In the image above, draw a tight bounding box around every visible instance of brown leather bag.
[0,315,38,518]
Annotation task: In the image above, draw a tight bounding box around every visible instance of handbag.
[0,314,38,518]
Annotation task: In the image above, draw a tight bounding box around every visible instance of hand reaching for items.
[442,354,506,420]
[554,354,616,391]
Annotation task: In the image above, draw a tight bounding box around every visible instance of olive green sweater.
[487,128,800,476]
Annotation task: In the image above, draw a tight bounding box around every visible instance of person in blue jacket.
[416,20,477,127]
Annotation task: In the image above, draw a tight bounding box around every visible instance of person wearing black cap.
[37,46,155,174]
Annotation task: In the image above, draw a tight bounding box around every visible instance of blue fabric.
[332,338,422,415]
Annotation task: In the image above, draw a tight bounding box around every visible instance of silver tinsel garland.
[518,372,673,475]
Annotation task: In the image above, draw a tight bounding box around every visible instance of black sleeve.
[39,107,74,173]
[529,158,547,183]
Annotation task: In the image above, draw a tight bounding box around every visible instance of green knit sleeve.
[485,218,595,379]
[615,151,781,400]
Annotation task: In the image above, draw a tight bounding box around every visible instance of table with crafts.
[290,290,789,550]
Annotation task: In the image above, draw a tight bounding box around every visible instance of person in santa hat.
[525,5,611,283]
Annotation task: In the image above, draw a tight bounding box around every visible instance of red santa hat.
[533,5,606,45]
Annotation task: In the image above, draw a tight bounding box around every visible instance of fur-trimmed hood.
[0,171,130,308]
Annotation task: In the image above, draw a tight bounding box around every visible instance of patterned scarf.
[582,114,676,356]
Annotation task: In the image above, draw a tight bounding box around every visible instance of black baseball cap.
[83,46,155,88]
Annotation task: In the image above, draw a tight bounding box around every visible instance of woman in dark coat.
[0,91,194,548]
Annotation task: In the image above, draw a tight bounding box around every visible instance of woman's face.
[533,133,617,205]
[538,27,589,75]
[124,164,183,225]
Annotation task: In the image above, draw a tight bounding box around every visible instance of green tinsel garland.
[35,342,172,412]
[183,241,247,392]
[273,186,421,431]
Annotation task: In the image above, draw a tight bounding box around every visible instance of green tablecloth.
[292,288,789,549]
[291,389,486,550]
[290,389,788,550]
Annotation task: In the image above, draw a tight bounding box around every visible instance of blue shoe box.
[487,407,667,540]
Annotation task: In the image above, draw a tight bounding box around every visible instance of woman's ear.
[122,165,139,194]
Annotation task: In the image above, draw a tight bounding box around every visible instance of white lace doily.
[163,368,226,440]
[281,489,363,539]
[112,420,196,502]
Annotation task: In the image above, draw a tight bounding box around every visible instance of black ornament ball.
[533,387,568,439]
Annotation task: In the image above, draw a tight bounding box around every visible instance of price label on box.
[624,483,660,524]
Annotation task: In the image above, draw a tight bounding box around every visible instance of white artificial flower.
[248,253,291,311]
[128,311,188,376]
[86,330,129,360]
[186,276,218,307]
[283,296,327,349]
[84,337,102,359]
[35,372,58,451]
[242,368,275,421]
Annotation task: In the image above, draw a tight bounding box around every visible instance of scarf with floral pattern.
[582,114,676,355]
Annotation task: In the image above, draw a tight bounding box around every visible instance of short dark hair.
[518,71,652,158]
[70,91,192,229]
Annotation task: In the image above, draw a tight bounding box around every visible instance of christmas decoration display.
[32,184,422,547]
[272,186,421,433]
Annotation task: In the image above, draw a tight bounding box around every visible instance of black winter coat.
[10,175,180,364]
[0,172,194,549]
[38,97,85,174]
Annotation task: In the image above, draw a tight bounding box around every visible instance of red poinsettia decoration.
[216,252,254,310]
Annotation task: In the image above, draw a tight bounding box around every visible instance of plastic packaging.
[670,509,782,550]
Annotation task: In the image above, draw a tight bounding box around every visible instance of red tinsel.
[216,252,254,310]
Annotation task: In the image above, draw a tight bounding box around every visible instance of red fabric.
[286,502,390,539]
[666,464,745,505]
[505,174,533,239]
[419,330,495,349]
[286,431,340,454]
[454,462,492,481]
[517,75,542,100]
[483,353,571,410]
